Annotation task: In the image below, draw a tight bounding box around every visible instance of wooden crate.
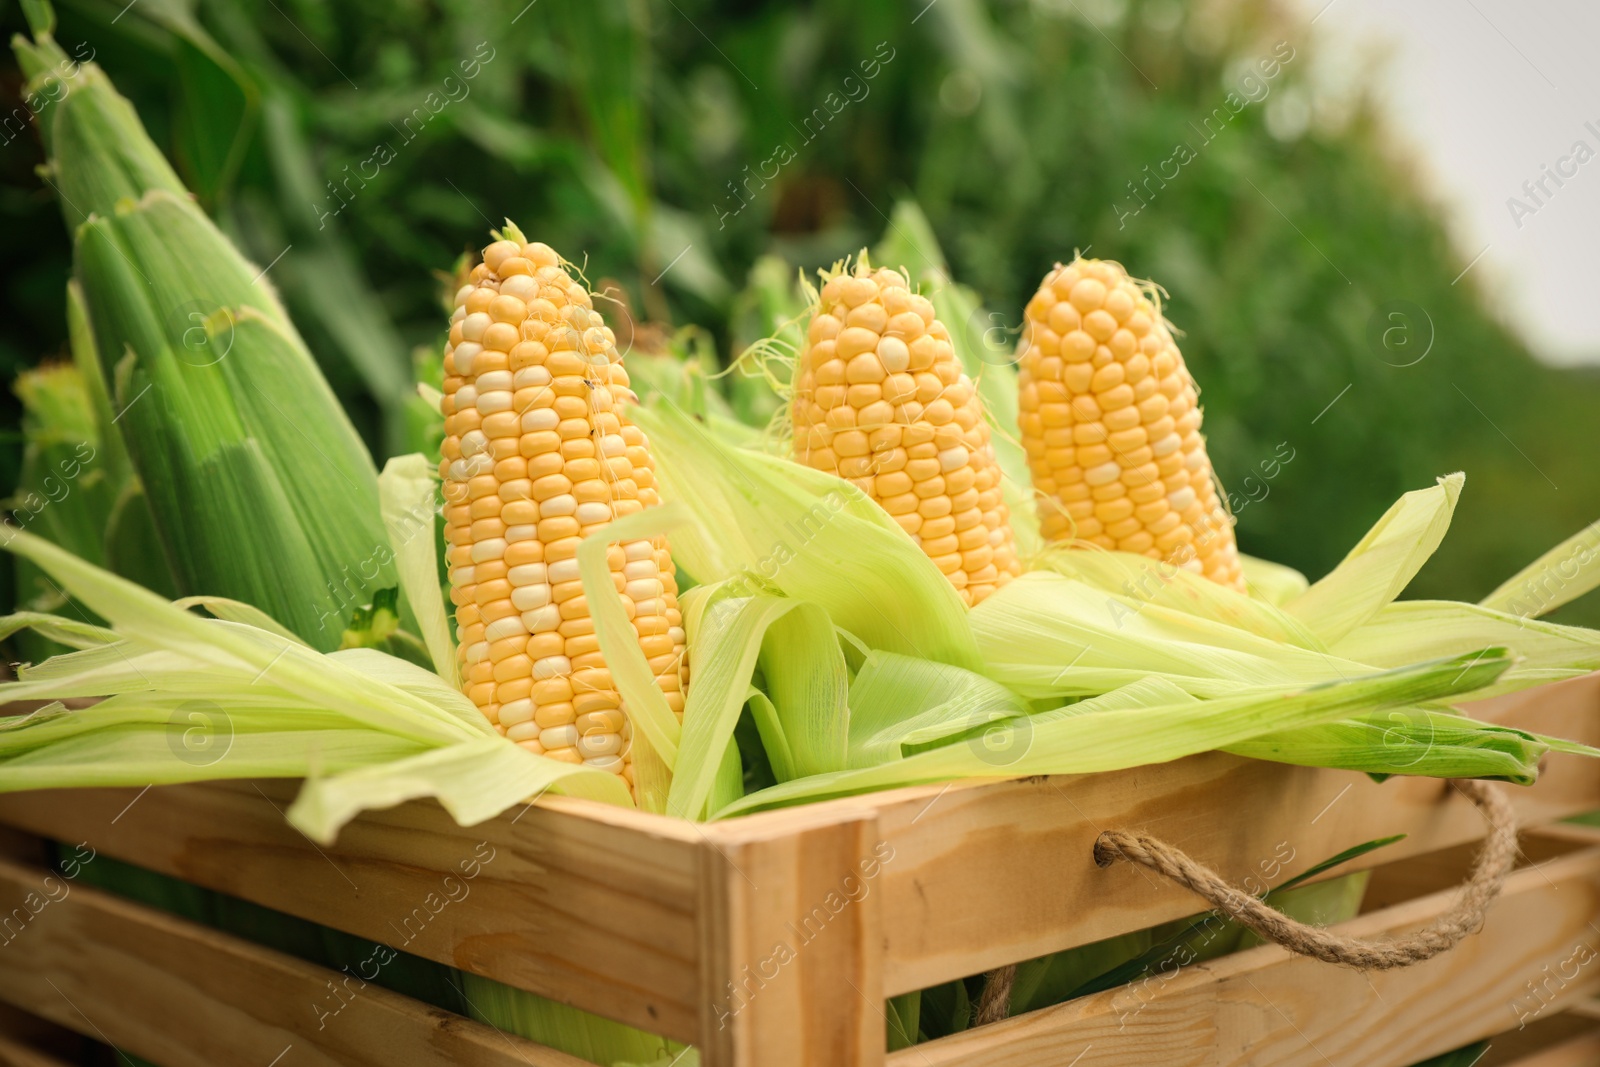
[0,674,1596,1066]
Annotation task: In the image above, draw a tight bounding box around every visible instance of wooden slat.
[0,854,586,1067]
[0,1035,72,1067]
[0,780,705,1041]
[888,844,1600,1067]
[1500,1028,1600,1067]
[0,675,1594,1050]
[714,671,1600,996]
[698,809,885,1067]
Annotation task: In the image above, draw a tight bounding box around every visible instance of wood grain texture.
[0,780,705,1041]
[0,855,588,1067]
[698,809,886,1067]
[708,672,1600,995]
[887,845,1600,1067]
[0,675,1593,1055]
[1503,1030,1600,1067]
[0,1035,72,1067]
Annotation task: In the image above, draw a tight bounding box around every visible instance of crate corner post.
[696,808,889,1067]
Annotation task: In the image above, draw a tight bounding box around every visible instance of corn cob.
[792,263,1021,606]
[1018,257,1243,589]
[440,234,686,791]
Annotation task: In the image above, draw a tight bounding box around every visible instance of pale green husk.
[13,27,395,651]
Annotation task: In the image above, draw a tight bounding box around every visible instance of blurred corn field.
[4,0,1598,625]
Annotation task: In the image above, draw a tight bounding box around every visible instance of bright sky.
[1289,0,1600,365]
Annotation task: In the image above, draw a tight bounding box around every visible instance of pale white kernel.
[462,312,491,342]
[509,562,548,585]
[506,524,537,543]
[1151,434,1182,457]
[623,560,656,580]
[505,721,540,743]
[521,408,559,432]
[625,578,664,600]
[600,434,626,457]
[460,430,490,457]
[470,538,507,563]
[539,724,578,749]
[514,366,553,389]
[583,754,624,773]
[454,285,474,307]
[1084,461,1122,487]
[476,370,513,392]
[498,699,535,726]
[453,342,482,374]
[484,615,528,642]
[448,565,475,585]
[633,597,665,617]
[522,605,561,633]
[577,732,623,758]
[532,655,572,680]
[938,446,970,473]
[500,275,538,301]
[1167,486,1197,512]
[547,559,581,583]
[538,493,576,517]
[511,583,552,611]
[668,626,686,645]
[574,501,613,525]
[623,540,654,562]
[447,459,472,482]
[455,384,478,409]
[466,641,489,665]
[477,390,513,415]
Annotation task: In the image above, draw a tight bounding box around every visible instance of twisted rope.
[975,779,1517,1026]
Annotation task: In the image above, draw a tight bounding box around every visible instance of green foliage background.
[3,0,1597,623]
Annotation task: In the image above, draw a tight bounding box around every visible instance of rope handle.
[976,779,1517,1026]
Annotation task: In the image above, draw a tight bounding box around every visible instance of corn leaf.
[288,736,633,845]
[1038,549,1326,650]
[669,591,847,818]
[378,454,456,686]
[715,650,1512,816]
[0,611,116,649]
[1239,553,1310,607]
[577,502,687,774]
[846,651,1029,768]
[1285,474,1462,643]
[970,571,1362,698]
[1480,519,1600,618]
[1331,600,1600,697]
[632,402,982,669]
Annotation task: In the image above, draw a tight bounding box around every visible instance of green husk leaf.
[1480,518,1600,618]
[1238,553,1311,607]
[1285,473,1462,643]
[846,650,1029,768]
[1330,600,1600,697]
[287,737,631,845]
[577,502,687,782]
[669,591,847,818]
[1226,709,1552,784]
[715,649,1513,816]
[969,571,1362,699]
[1038,548,1325,650]
[632,401,982,670]
[0,610,116,649]
[379,454,456,686]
